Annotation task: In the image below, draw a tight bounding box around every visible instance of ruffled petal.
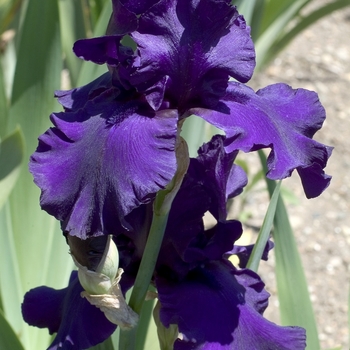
[22,272,116,350]
[156,138,243,278]
[108,0,162,35]
[157,261,306,350]
[30,87,178,238]
[73,36,125,66]
[54,72,112,111]
[227,240,275,268]
[193,82,332,198]
[130,0,255,108]
[115,0,161,14]
[73,37,135,88]
[191,135,247,220]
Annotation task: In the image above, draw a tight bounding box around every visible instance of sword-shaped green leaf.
[58,0,85,87]
[77,0,111,86]
[0,64,8,138]
[0,127,24,210]
[0,308,24,350]
[3,0,73,349]
[258,150,320,350]
[247,180,281,272]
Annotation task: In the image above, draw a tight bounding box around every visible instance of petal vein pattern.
[192,82,332,198]
[30,79,178,238]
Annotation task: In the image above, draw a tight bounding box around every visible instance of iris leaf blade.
[264,0,350,69]
[0,127,24,210]
[0,64,8,138]
[58,0,85,87]
[5,0,73,349]
[0,308,24,350]
[77,0,112,86]
[258,151,320,350]
[0,203,26,345]
[273,195,320,350]
[246,180,281,272]
[254,0,309,71]
[89,336,115,350]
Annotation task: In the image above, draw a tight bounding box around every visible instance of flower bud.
[67,234,138,329]
[68,235,119,295]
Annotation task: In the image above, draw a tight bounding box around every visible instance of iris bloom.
[23,136,306,349]
[23,0,331,349]
[29,0,331,240]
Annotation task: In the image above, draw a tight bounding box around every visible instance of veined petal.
[130,0,255,108]
[157,261,306,350]
[30,88,178,238]
[193,82,332,198]
[22,272,116,350]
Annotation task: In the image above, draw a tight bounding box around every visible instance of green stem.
[119,191,171,350]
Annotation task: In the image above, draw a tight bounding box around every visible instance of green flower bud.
[68,235,119,295]
[67,234,138,329]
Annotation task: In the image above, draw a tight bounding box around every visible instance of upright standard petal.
[73,37,135,89]
[130,0,255,109]
[157,261,306,350]
[193,82,332,198]
[190,135,247,221]
[30,81,178,238]
[155,137,243,278]
[22,272,116,350]
[108,0,161,35]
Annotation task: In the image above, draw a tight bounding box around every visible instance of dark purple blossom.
[152,138,305,349]
[30,0,331,241]
[24,137,300,349]
[30,74,178,237]
[22,272,117,350]
[25,0,332,348]
[192,82,332,198]
[227,240,275,268]
[157,262,306,350]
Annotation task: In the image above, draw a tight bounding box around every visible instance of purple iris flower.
[24,0,331,348]
[154,136,305,349]
[23,136,305,349]
[29,0,331,240]
[22,271,118,350]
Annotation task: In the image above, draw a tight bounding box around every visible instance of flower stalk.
[119,137,189,350]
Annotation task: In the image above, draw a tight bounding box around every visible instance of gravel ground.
[240,3,350,349]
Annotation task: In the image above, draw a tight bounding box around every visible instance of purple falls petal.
[130,0,255,108]
[193,82,332,198]
[157,260,306,350]
[22,272,116,350]
[30,88,178,238]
